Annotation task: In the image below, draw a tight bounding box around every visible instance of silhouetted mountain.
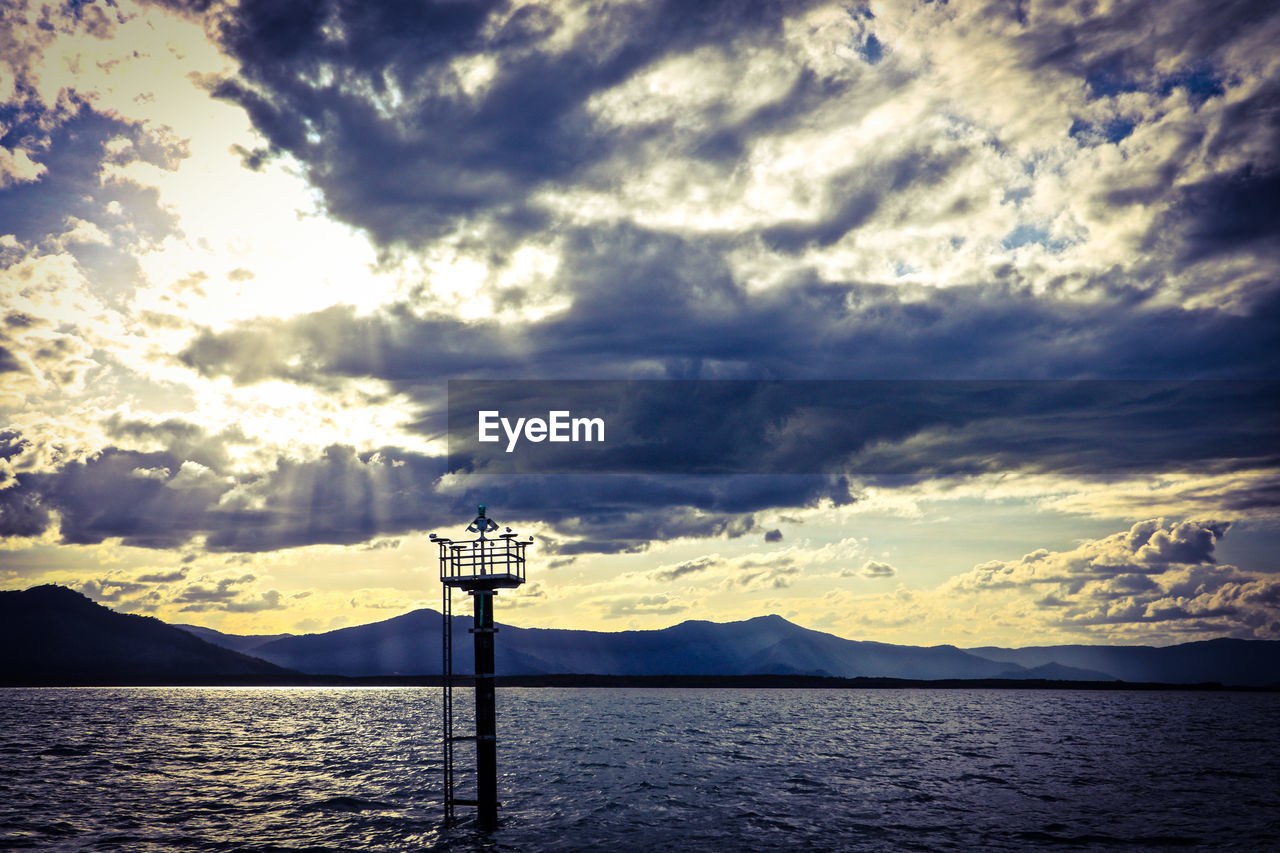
[198,609,1020,680]
[995,662,1116,681]
[185,608,1280,686]
[0,585,293,684]
[968,639,1280,687]
[174,623,294,654]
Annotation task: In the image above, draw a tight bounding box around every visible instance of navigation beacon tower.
[430,505,531,829]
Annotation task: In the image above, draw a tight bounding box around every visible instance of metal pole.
[442,581,454,823]
[472,589,498,828]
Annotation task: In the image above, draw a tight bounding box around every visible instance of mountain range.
[4,585,1279,687]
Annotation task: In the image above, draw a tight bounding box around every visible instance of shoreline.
[2,673,1276,691]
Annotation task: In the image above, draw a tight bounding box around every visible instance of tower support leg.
[472,590,498,828]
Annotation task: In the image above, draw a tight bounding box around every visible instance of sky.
[1,0,1278,647]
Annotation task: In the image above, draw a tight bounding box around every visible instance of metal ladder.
[442,583,455,823]
[443,586,482,822]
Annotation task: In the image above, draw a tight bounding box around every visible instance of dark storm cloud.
[4,378,1275,553]
[533,505,757,556]
[173,218,1280,489]
[168,213,1280,516]
[178,302,522,388]
[447,379,1280,483]
[1,440,444,550]
[9,0,1280,561]
[201,0,827,246]
[5,404,859,552]
[201,444,452,551]
[167,0,1280,404]
[0,479,51,537]
[184,0,1280,270]
[34,448,232,549]
[179,222,1280,390]
[102,414,250,473]
[9,420,825,553]
[0,345,22,373]
[0,430,28,461]
[1164,167,1280,263]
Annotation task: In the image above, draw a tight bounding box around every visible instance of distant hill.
[194,609,1028,680]
[995,662,1117,681]
[187,608,1280,686]
[0,585,294,685]
[174,623,295,654]
[968,640,1280,687]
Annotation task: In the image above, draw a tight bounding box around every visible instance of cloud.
[78,577,149,603]
[0,146,46,188]
[448,379,1280,487]
[0,287,102,397]
[7,365,1280,560]
[505,580,547,609]
[595,593,687,619]
[33,447,235,549]
[177,248,1280,392]
[854,560,896,579]
[103,414,250,474]
[3,424,855,554]
[135,568,186,583]
[651,557,720,582]
[136,0,1280,563]
[184,0,1280,308]
[949,519,1231,593]
[347,589,422,611]
[4,0,1280,619]
[940,518,1280,638]
[357,538,401,551]
[164,572,286,613]
[0,102,182,299]
[730,557,800,590]
[204,0,832,248]
[810,519,1280,644]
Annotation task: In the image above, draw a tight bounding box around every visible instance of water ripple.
[0,687,1277,851]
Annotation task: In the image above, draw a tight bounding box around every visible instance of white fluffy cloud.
[811,519,1280,644]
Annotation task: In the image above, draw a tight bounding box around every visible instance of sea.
[1,687,1277,851]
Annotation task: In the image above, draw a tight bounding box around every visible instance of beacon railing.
[434,533,528,588]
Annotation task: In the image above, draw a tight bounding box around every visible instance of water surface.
[1,687,1277,851]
